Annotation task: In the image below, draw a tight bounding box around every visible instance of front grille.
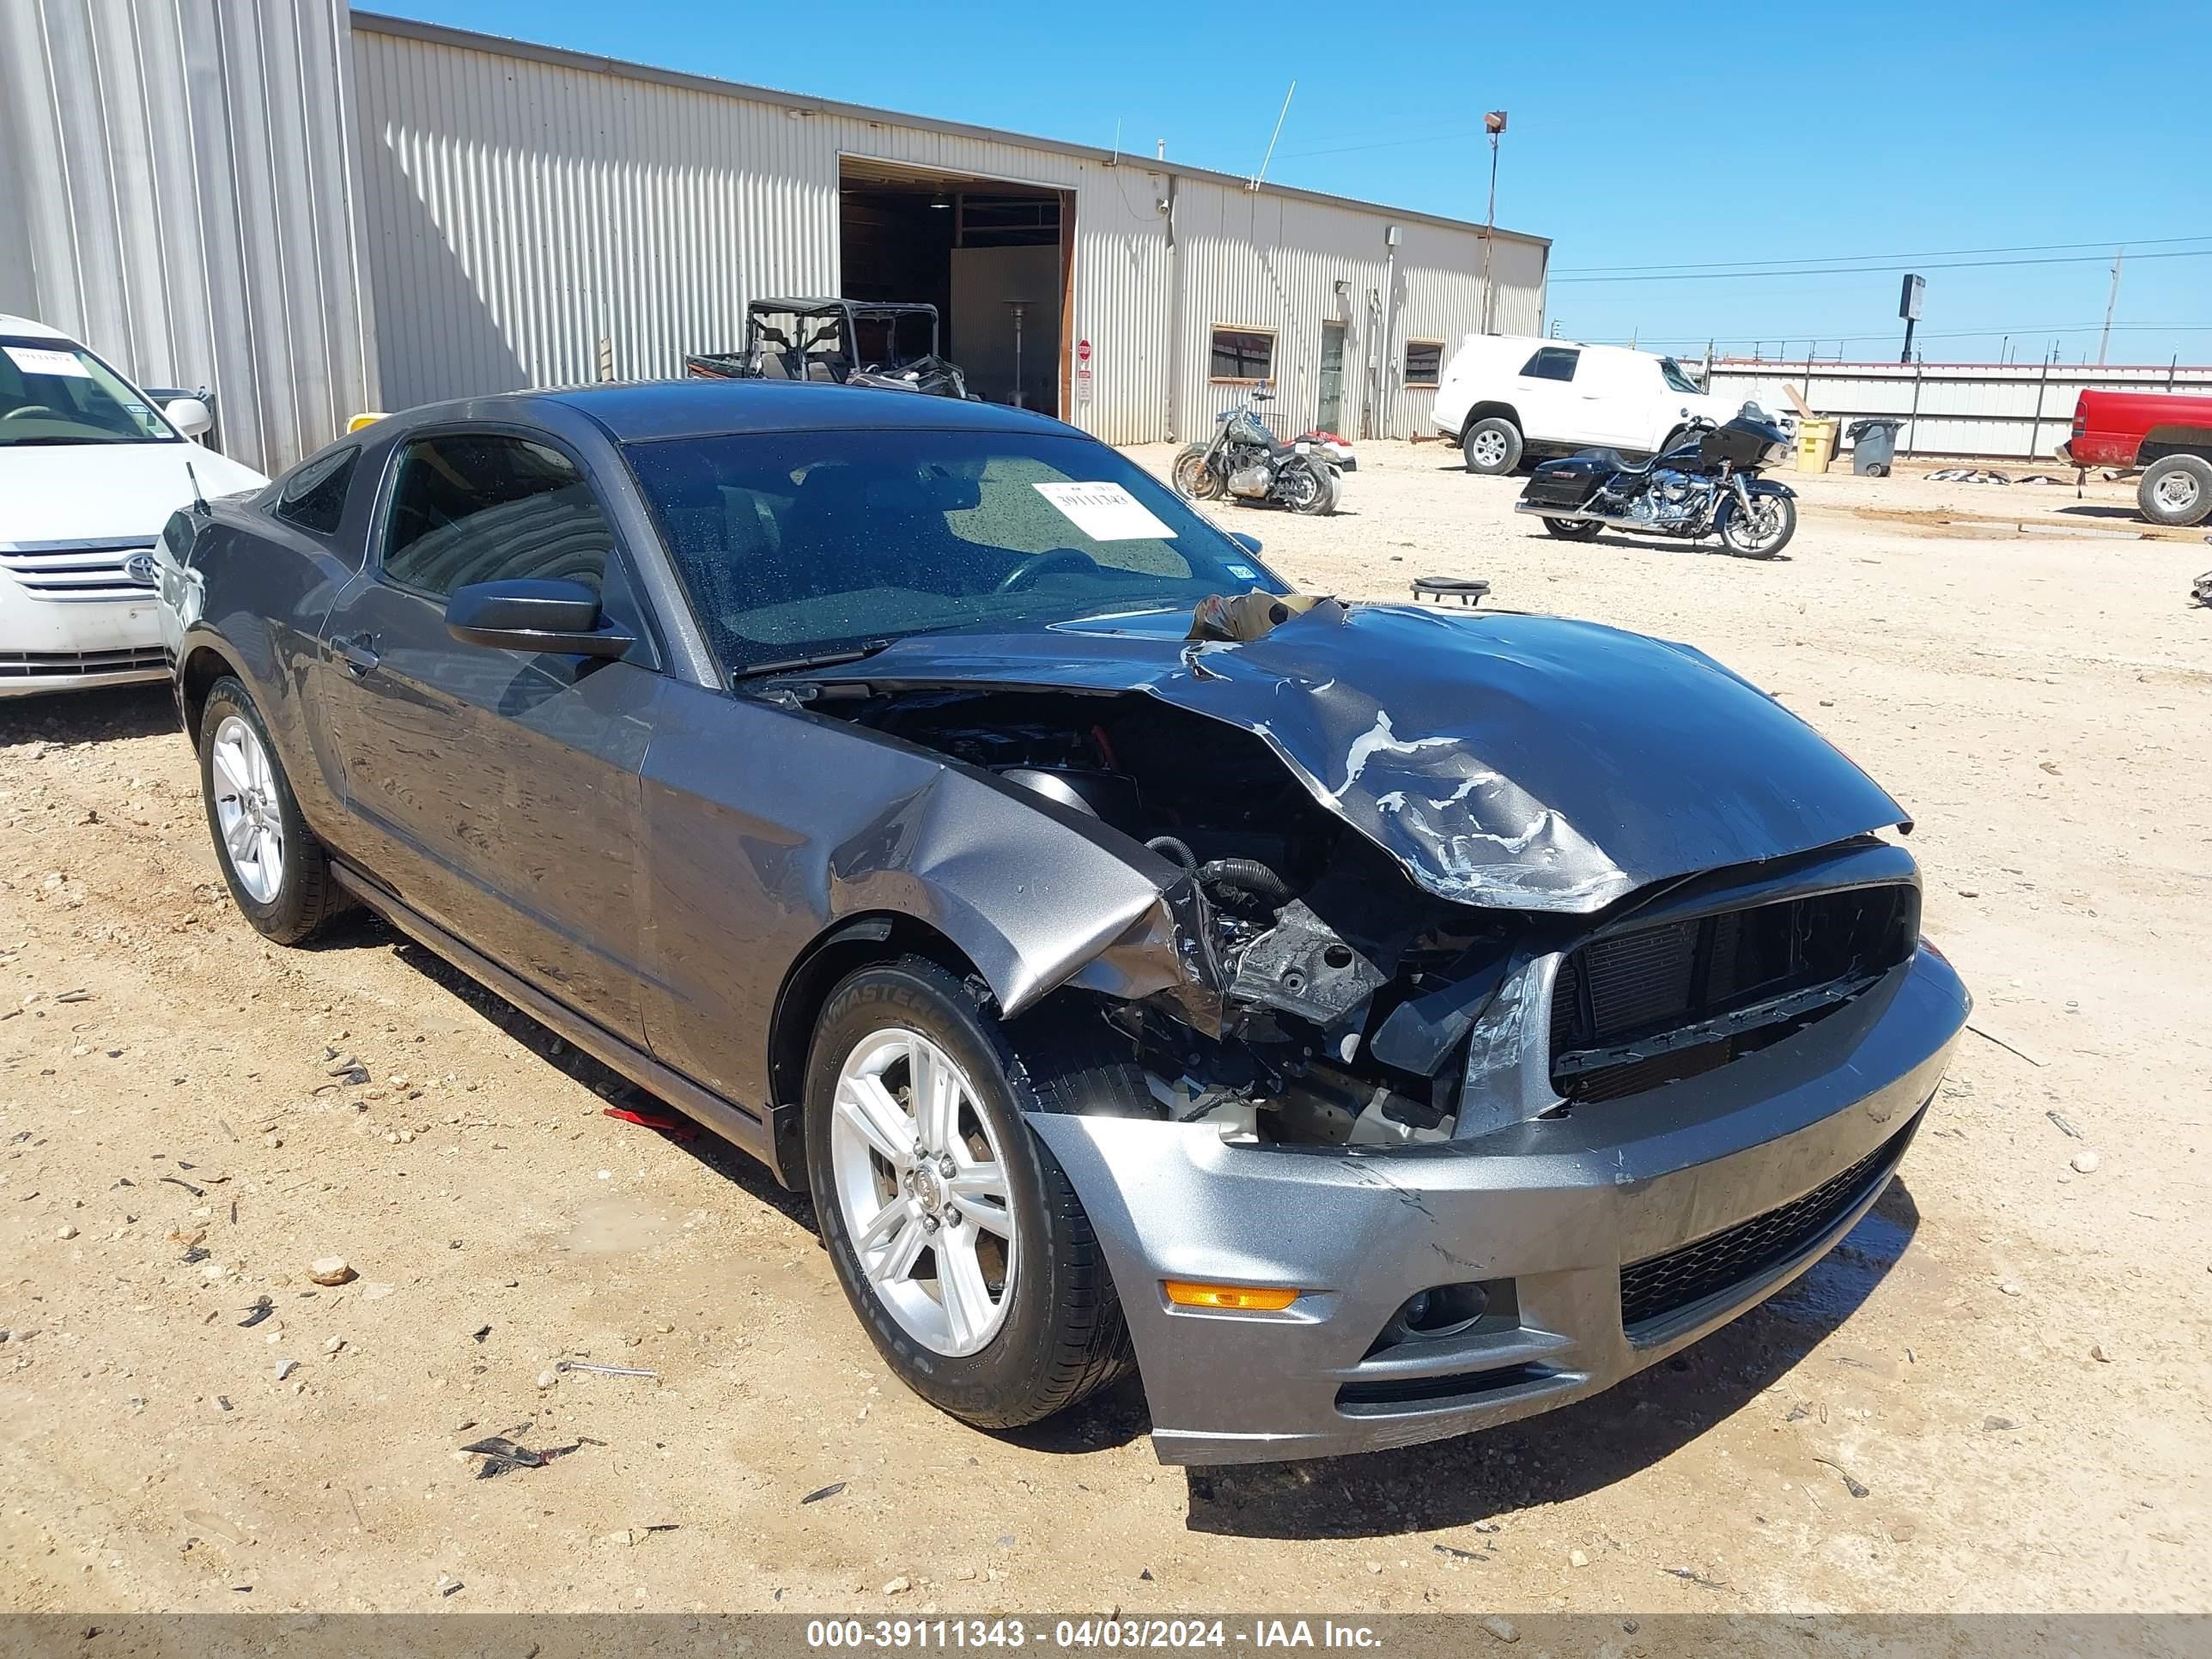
[1550,884,1914,1102]
[1619,1114,1919,1335]
[0,540,159,601]
[0,647,168,679]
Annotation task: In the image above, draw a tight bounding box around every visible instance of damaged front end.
[787,596,1967,1463]
[793,598,1923,1153]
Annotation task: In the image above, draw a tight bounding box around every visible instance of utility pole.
[2097,246,2124,366]
[1480,112,1507,334]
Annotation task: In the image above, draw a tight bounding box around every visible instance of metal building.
[4,1,1548,470]
[0,0,377,476]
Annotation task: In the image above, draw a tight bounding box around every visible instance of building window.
[1210,327,1275,382]
[1403,340,1443,388]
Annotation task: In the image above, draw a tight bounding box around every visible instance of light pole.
[1480,111,1507,335]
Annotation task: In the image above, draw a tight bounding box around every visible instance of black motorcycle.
[1514,405,1798,557]
[1171,389,1342,515]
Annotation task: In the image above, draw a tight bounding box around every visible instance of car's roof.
[1467,333,1661,356]
[0,313,75,343]
[527,379,1080,444]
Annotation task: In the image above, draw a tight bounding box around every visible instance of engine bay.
[793,672,1917,1152]
[811,683,1535,1148]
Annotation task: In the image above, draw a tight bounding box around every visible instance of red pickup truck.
[2059,388,2212,526]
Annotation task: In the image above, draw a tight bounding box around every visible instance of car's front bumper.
[1031,945,1968,1465]
[0,580,168,697]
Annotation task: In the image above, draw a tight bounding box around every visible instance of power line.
[1553,232,2212,276]
[1623,324,2212,354]
[1551,248,2212,285]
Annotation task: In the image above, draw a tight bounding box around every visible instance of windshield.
[626,428,1284,674]
[1658,356,1704,396]
[0,337,179,447]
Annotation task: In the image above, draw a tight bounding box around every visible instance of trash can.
[1794,416,1838,474]
[1846,418,1904,477]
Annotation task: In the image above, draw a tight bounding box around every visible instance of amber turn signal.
[1163,1279,1301,1311]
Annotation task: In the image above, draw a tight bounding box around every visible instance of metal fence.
[1703,358,2212,462]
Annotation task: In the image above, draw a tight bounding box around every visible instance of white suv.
[1,314,266,696]
[1431,335,1740,475]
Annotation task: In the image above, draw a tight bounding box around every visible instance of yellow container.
[1795,417,1837,474]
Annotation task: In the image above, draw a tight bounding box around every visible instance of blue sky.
[376,0,2211,366]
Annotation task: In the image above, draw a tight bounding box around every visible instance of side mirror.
[165,397,213,439]
[1228,532,1264,558]
[445,577,634,658]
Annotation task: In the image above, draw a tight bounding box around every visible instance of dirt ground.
[2,443,2207,1617]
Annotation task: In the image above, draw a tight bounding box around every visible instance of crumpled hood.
[0,442,266,544]
[822,601,1910,913]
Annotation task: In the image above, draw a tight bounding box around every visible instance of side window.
[272,447,358,538]
[381,434,611,599]
[1402,340,1443,388]
[1518,347,1579,383]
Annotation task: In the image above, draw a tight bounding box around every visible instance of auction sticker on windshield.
[4,345,92,379]
[1033,481,1176,542]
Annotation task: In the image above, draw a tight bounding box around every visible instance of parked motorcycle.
[1172,390,1344,515]
[1513,405,1799,557]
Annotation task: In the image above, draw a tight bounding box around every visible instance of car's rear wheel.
[198,677,345,945]
[2138,454,2212,526]
[805,958,1143,1429]
[1462,416,1523,475]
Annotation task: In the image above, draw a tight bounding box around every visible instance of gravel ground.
[1,444,2206,1615]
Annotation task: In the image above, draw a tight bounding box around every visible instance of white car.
[1,314,266,696]
[1431,335,1740,475]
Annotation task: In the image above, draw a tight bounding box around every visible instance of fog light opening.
[1368,1279,1516,1354]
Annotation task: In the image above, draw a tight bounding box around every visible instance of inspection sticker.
[1033,480,1176,542]
[4,345,91,379]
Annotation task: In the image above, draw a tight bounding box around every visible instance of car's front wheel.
[805,958,1143,1430]
[198,676,345,944]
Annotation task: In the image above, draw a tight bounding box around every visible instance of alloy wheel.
[828,1028,1015,1357]
[1729,496,1788,554]
[1468,430,1509,469]
[209,714,286,904]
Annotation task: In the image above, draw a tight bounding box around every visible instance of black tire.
[1171,444,1223,501]
[1285,459,1337,515]
[1462,416,1523,476]
[2138,454,2212,527]
[1540,516,1604,541]
[198,676,346,945]
[1717,491,1798,558]
[805,957,1145,1430]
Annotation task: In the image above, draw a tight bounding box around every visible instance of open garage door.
[839,160,1073,418]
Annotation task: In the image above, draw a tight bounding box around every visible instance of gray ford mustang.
[160,380,1968,1465]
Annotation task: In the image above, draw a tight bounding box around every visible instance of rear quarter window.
[271,447,359,538]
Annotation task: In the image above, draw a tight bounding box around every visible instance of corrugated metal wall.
[0,0,375,475]
[1175,183,1545,442]
[1706,358,2212,460]
[350,17,1547,446]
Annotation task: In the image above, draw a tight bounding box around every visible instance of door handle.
[335,634,380,676]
